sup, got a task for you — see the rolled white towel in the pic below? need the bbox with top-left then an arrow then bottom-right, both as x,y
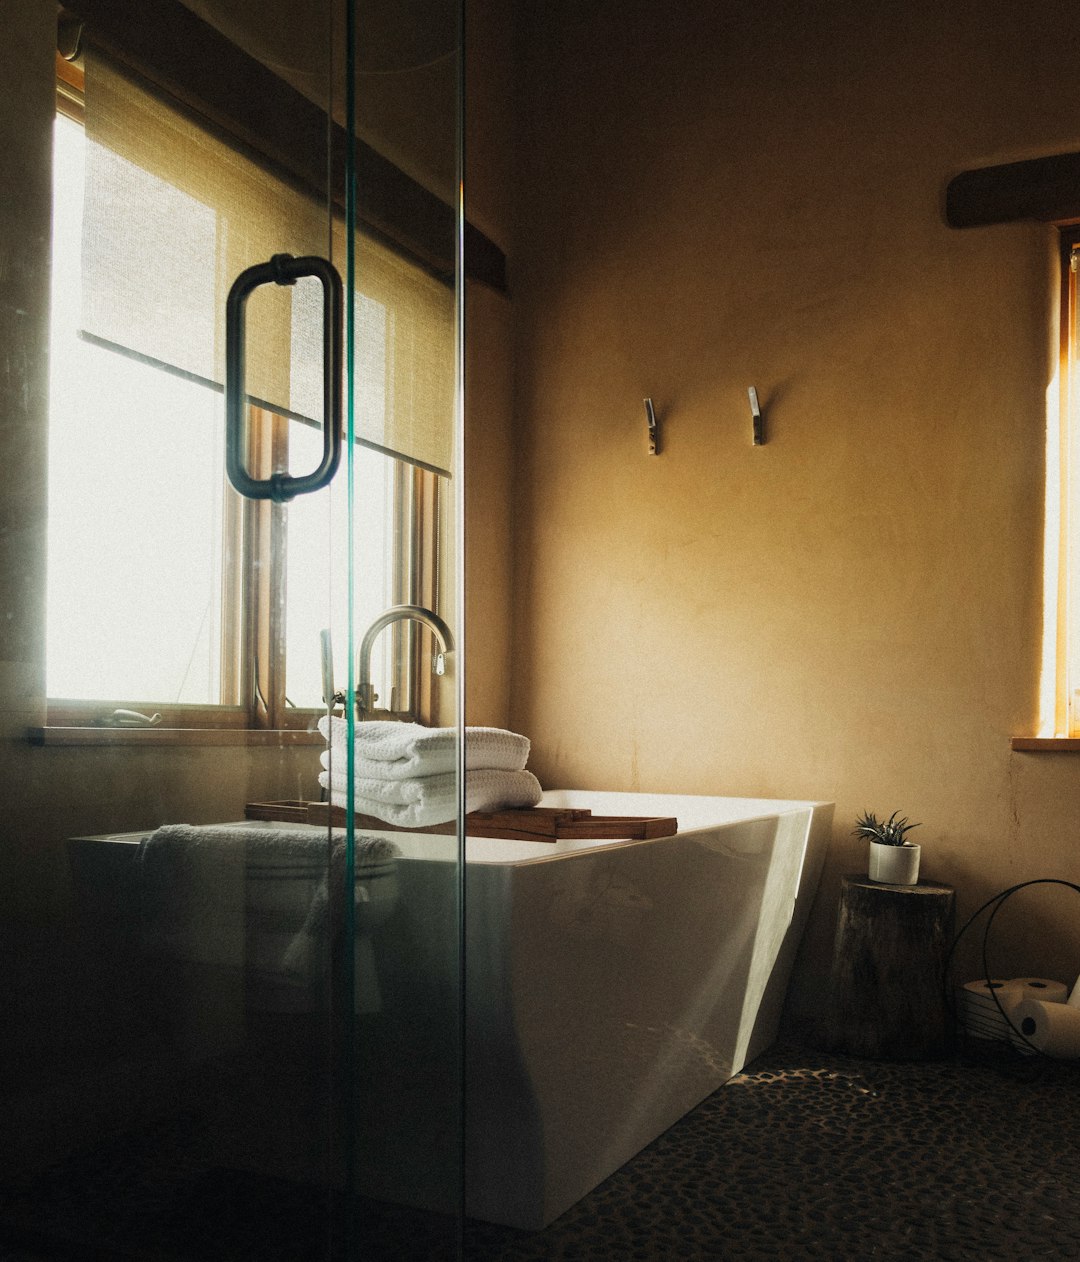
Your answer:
318,767 -> 542,829
317,717 -> 530,779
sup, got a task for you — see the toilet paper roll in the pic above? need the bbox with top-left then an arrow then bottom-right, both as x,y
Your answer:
1012,998 -> 1080,1058
961,979 -> 1019,1041
999,989 -> 1044,1055
1068,974 -> 1080,1009
1008,977 -> 1070,1004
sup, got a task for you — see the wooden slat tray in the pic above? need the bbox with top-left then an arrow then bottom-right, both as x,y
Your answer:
245,801 -> 677,843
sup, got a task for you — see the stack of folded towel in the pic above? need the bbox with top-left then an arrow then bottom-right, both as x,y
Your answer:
316,717 -> 542,828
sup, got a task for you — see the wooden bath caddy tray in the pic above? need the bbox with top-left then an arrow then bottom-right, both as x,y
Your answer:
245,800 -> 677,843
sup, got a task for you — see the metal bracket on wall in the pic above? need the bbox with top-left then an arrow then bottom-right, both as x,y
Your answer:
749,386 -> 765,445
644,397 -> 660,455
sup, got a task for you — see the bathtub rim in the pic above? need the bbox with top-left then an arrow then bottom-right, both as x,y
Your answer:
68,790 -> 835,869
461,789 -> 834,866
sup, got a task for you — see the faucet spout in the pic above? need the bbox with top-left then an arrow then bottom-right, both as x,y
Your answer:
356,603 -> 454,720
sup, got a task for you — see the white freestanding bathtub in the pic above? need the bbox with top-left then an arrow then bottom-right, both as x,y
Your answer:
71,790 -> 832,1232
456,790 -> 833,1229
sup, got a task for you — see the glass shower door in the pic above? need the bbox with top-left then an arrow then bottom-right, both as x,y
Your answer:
342,0 -> 466,1254
0,0 -> 464,1258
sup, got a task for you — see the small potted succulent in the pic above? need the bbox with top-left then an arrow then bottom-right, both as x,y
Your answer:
854,810 -> 921,885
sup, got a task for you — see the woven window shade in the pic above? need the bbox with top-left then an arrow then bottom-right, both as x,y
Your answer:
81,49 -> 455,476
349,229 -> 456,476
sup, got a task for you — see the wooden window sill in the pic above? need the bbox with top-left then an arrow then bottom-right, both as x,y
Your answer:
1011,737 -> 1080,751
30,726 -> 324,747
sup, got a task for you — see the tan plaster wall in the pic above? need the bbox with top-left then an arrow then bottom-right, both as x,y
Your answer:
0,0 -> 60,1102
463,0 -> 515,727
464,282 -> 514,725
508,0 -> 1080,1016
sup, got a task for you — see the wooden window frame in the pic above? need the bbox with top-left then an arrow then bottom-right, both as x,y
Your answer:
948,154 -> 1080,749
1056,228 -> 1080,739
45,411 -> 441,736
1016,227 -> 1080,750
43,67 -> 444,736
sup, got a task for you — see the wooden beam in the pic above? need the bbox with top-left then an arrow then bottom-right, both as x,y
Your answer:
60,0 -> 507,291
946,151 -> 1080,229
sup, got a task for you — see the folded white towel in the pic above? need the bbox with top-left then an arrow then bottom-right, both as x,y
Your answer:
322,763 -> 456,807
318,767 -> 542,828
141,825 -> 399,1014
319,747 -> 538,804
317,717 -> 530,779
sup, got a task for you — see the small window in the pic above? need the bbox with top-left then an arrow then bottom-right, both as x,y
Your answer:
46,58 -> 450,732
1050,228 -> 1080,736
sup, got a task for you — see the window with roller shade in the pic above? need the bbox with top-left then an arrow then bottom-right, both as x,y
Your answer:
46,53 -> 455,730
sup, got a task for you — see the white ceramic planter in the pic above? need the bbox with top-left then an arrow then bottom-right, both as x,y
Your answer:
868,840 -> 921,885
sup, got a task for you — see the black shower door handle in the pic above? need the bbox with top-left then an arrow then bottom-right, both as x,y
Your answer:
225,253 -> 343,502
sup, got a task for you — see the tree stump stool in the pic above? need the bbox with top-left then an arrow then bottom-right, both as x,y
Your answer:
827,874 -> 955,1059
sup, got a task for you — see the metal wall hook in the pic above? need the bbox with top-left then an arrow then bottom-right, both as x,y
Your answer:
644,397 -> 660,455
748,386 -> 765,445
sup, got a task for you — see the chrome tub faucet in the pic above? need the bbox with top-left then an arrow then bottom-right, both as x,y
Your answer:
356,604 -> 454,719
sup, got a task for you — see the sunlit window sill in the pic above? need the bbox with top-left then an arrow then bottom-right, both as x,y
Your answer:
29,726 -> 324,748
1011,737 -> 1080,751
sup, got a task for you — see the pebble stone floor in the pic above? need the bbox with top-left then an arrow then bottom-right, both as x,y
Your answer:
2,1035 -> 1078,1261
